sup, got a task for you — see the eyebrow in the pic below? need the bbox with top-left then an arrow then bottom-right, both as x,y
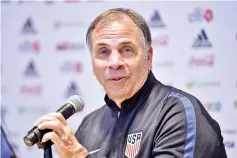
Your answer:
95,41 -> 134,47
120,41 -> 133,45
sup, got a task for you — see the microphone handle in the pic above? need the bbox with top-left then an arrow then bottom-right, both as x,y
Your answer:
56,103 -> 76,119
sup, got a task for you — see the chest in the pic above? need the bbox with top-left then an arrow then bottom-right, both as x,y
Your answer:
86,108 -> 160,158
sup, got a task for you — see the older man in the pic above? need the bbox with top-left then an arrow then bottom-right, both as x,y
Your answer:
35,8 -> 227,158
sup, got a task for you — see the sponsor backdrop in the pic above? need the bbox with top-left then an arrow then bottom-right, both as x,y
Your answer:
1,1 -> 237,158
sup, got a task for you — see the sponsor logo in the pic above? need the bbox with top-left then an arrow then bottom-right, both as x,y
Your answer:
18,105 -> 48,115
60,60 -> 83,74
18,0 -> 33,4
155,61 -> 174,68
56,41 -> 85,51
24,60 -> 39,77
21,17 -> 37,34
222,129 -> 237,135
1,0 -> 11,4
193,29 -> 212,48
125,132 -> 142,158
65,81 -> 81,98
152,34 -> 169,46
20,84 -> 42,95
149,10 -> 165,28
234,100 -> 237,109
1,85 -> 8,95
224,140 -> 235,149
188,8 -> 214,23
203,101 -> 221,112
44,0 -> 56,4
64,0 -> 80,2
189,55 -> 214,67
53,21 -> 84,29
18,40 -> 40,53
186,80 -> 220,89
1,105 -> 8,119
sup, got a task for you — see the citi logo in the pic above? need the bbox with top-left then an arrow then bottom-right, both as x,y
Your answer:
188,8 -> 214,23
19,40 -> 40,53
193,29 -> 212,48
189,55 -> 214,67
60,61 -> 83,74
56,41 -> 85,51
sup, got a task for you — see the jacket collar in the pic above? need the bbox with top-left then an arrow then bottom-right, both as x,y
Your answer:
104,71 -> 155,112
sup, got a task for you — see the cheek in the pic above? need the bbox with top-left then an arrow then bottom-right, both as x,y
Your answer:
92,60 -> 106,80
128,58 -> 146,72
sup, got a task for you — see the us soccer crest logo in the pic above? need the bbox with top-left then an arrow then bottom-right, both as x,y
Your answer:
125,132 -> 142,158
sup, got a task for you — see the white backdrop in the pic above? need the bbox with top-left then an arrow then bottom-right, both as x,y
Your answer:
1,1 -> 237,158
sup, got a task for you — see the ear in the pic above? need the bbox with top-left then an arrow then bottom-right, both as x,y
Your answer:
147,46 -> 153,70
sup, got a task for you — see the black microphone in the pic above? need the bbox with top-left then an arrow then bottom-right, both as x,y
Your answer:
23,95 -> 84,147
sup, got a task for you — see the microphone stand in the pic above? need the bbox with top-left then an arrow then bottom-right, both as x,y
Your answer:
37,140 -> 53,158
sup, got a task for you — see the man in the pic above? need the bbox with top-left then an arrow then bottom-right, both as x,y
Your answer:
34,8 -> 227,158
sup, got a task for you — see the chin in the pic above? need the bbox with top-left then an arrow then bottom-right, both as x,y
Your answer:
107,87 -> 128,98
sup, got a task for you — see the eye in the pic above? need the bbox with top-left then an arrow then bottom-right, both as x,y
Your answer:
98,47 -> 110,56
122,47 -> 133,53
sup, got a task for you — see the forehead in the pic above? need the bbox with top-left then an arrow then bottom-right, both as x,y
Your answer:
91,15 -> 141,46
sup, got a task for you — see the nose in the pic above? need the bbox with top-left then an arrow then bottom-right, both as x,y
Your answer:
108,51 -> 124,69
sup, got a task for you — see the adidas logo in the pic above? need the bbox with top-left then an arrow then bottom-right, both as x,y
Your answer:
66,81 -> 81,98
149,10 -> 165,28
24,60 -> 39,77
21,17 -> 37,34
193,29 -> 212,48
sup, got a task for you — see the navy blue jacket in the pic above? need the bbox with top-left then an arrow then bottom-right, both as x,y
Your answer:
75,71 -> 227,158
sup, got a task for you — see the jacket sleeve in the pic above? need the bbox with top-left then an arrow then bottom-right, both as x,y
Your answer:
152,90 -> 227,158
152,95 -> 187,158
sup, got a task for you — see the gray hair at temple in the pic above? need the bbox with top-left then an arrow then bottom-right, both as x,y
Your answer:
85,8 -> 152,59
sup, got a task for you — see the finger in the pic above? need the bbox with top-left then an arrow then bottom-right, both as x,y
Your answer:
41,131 -> 60,145
47,113 -> 67,125
38,120 -> 64,136
34,113 -> 67,126
34,114 -> 57,126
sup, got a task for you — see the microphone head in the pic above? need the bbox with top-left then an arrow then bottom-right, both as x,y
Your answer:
66,95 -> 84,112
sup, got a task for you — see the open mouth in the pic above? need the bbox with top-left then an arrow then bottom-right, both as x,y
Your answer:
109,77 -> 126,81
112,77 -> 123,81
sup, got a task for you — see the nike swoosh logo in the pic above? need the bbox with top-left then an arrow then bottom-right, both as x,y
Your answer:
88,148 -> 101,155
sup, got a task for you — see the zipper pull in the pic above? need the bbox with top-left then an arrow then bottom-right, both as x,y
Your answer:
117,111 -> 120,119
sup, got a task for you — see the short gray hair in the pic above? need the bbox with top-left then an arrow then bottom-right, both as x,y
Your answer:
86,8 -> 152,58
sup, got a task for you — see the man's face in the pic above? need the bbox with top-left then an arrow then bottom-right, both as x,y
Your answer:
90,15 -> 152,103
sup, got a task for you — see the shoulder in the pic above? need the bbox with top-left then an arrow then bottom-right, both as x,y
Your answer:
77,104 -> 109,132
163,87 -> 202,114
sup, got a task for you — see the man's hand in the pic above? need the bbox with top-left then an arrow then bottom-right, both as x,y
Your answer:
34,113 -> 88,158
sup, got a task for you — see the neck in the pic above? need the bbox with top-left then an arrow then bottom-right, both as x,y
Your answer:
108,72 -> 149,109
